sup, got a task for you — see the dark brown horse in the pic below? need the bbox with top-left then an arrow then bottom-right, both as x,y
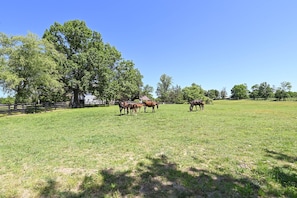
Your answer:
128,103 -> 138,114
142,100 -> 159,112
189,100 -> 204,111
119,101 -> 140,115
119,101 -> 129,115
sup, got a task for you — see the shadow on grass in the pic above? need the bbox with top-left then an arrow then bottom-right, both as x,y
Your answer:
265,149 -> 297,163
263,149 -> 297,197
38,155 -> 260,197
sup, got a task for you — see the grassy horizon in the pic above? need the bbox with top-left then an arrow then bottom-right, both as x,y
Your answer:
0,100 -> 296,197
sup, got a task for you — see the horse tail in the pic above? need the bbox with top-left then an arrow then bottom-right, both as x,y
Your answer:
156,103 -> 159,109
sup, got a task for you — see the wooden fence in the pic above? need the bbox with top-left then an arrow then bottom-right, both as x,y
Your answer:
0,102 -> 69,115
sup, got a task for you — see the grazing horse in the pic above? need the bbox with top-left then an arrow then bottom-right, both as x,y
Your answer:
119,101 -> 140,115
128,103 -> 138,114
189,100 -> 204,111
142,100 -> 159,112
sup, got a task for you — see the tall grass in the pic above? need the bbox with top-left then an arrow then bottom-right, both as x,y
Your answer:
0,100 -> 296,197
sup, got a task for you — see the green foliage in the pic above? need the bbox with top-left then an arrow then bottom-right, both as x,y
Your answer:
220,87 -> 228,99
182,83 -> 205,102
205,89 -> 219,99
168,85 -> 184,104
113,60 -> 143,100
0,96 -> 15,104
43,20 -> 143,105
231,83 -> 249,99
0,32 -> 64,104
141,84 -> 154,99
258,82 -> 274,99
156,74 -> 172,102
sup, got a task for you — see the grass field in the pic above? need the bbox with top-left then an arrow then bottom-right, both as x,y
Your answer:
0,100 -> 296,197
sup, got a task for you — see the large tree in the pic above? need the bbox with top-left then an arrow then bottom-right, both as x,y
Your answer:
112,60 -> 143,100
250,84 -> 260,100
0,32 -> 63,104
206,89 -> 219,99
43,20 -> 122,107
230,84 -> 249,99
258,82 -> 273,99
156,74 -> 172,102
168,85 -> 184,104
182,83 -> 205,102
275,81 -> 292,101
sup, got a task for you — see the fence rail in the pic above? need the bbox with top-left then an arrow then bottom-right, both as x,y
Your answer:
0,102 -> 69,115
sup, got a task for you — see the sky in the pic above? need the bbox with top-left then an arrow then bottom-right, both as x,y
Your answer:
1,0 -> 297,97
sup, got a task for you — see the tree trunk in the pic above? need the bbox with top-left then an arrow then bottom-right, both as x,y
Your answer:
72,89 -> 79,108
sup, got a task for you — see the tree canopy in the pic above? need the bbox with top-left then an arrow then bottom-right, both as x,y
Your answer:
182,83 -> 205,102
43,20 -> 142,106
156,74 -> 172,102
231,84 -> 249,99
0,32 -> 64,104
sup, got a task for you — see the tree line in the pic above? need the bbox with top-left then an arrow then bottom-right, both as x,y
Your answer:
1,20 -> 296,106
230,82 -> 297,100
152,74 -> 296,103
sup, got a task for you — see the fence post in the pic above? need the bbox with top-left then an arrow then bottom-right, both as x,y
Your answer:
8,104 -> 11,115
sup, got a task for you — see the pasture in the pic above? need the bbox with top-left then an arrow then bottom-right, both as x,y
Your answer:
0,100 -> 296,197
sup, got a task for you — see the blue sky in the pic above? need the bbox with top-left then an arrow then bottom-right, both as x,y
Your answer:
1,0 -> 297,97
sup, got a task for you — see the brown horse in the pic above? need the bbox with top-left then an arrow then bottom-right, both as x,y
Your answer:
128,103 -> 138,114
142,100 -> 159,112
119,101 -> 129,115
135,103 -> 143,112
119,101 -> 140,115
189,100 -> 204,111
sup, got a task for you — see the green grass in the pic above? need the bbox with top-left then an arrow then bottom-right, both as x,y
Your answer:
0,100 -> 296,197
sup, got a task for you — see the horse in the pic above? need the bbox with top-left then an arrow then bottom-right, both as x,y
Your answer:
189,100 -> 204,111
119,101 -> 140,115
142,100 -> 159,112
119,101 -> 129,115
128,103 -> 138,114
133,103 -> 143,112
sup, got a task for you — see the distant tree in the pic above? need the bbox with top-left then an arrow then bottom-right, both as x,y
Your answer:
43,20 -> 122,107
168,85 -> 184,104
0,96 -> 15,104
275,81 -> 292,101
231,84 -> 249,99
182,83 -> 205,102
0,32 -> 63,104
142,84 -> 154,100
258,82 -> 273,99
250,84 -> 260,100
220,87 -> 227,99
288,91 -> 297,98
156,74 -> 172,102
206,89 -> 219,99
274,88 -> 285,101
